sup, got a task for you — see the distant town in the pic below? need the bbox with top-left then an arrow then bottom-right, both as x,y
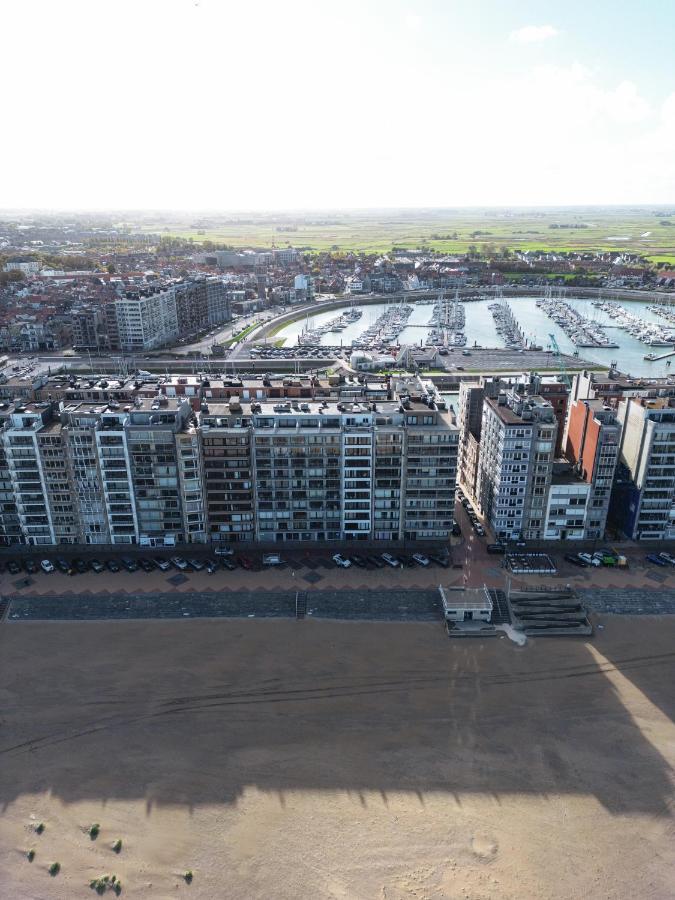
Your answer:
1,210 -> 675,356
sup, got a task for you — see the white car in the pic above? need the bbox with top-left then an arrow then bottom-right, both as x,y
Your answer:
578,552 -> 601,567
40,559 -> 55,573
412,553 -> 430,566
381,553 -> 400,567
170,556 -> 189,570
332,553 -> 351,568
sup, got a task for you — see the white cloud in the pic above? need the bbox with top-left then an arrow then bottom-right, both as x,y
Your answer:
510,24 -> 559,44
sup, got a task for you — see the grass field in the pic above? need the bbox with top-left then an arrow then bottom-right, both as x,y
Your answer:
139,208 -> 675,261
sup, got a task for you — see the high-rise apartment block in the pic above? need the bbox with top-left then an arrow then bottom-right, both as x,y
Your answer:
114,287 -> 179,351
611,396 -> 675,539
475,388 -> 557,541
0,379 -> 458,547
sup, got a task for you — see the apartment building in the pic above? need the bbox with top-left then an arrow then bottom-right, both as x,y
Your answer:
610,396 -> 675,539
114,287 -> 179,351
0,378 -> 458,548
476,389 -> 557,541
550,397 -> 622,540
0,405 -> 22,546
457,381 -> 483,496
125,398 -> 196,546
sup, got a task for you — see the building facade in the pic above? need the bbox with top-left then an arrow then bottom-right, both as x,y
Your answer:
612,396 -> 675,540
475,389 -> 557,542
0,382 -> 458,547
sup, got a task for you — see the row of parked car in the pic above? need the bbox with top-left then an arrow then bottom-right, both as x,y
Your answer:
456,489 -> 485,537
564,549 -> 628,568
331,552 -> 450,569
646,551 -> 675,568
3,554 -> 255,576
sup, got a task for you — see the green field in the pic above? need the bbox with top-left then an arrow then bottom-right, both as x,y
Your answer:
139,208 -> 675,261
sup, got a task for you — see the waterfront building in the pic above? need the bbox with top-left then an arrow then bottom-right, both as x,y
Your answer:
475,388 -> 557,542
610,396 -> 675,540
0,380 -> 458,547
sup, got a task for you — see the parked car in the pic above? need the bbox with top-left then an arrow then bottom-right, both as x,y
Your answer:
237,556 -> 253,570
55,558 -> 71,574
398,554 -> 416,568
412,553 -> 430,567
7,560 -> 20,575
90,559 -> 105,573
578,552 -> 601,567
451,523 -> 462,537
564,553 -> 587,567
23,559 -> 37,574
381,553 -> 400,567
188,559 -> 205,571
658,551 -> 675,566
333,553 -> 351,568
487,544 -> 506,555
473,524 -> 486,537
646,553 -> 668,566
262,553 -> 282,566
367,555 -> 385,568
74,559 -> 89,574
170,556 -> 189,570
106,559 -> 120,572
593,551 -> 616,566
154,557 -> 171,571
205,559 -> 218,574
429,553 -> 450,568
40,559 -> 55,573
120,557 -> 138,572
349,554 -> 367,568
221,557 -> 237,570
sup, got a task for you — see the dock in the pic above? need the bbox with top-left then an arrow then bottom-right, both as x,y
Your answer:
644,348 -> 675,361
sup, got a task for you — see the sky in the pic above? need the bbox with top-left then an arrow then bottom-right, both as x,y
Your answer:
3,0 -> 675,210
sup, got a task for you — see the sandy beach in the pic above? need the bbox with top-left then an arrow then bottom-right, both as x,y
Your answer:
1,616 -> 674,899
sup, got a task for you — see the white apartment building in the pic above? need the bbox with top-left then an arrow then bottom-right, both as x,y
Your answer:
476,389 -> 557,541
614,396 -> 675,539
114,287 -> 179,351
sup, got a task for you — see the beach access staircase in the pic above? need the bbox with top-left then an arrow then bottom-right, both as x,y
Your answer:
507,587 -> 592,636
295,591 -> 307,619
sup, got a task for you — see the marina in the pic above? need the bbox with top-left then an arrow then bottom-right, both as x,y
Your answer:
592,300 -> 675,347
488,296 -> 530,350
273,294 -> 675,377
537,293 -> 619,348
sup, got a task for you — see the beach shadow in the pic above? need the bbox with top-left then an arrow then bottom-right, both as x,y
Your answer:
0,618 -> 674,818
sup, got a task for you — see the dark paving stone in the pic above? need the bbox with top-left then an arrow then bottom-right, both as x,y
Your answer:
646,570 -> 667,583
167,573 -> 189,586
13,577 -> 34,589
303,571 -> 323,584
7,590 -> 443,622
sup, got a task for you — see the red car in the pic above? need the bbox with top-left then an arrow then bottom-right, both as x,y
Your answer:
237,555 -> 254,570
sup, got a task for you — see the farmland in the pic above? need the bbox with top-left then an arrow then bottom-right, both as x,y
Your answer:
138,207 -> 675,261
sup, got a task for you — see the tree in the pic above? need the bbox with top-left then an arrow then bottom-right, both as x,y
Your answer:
106,263 -> 116,274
